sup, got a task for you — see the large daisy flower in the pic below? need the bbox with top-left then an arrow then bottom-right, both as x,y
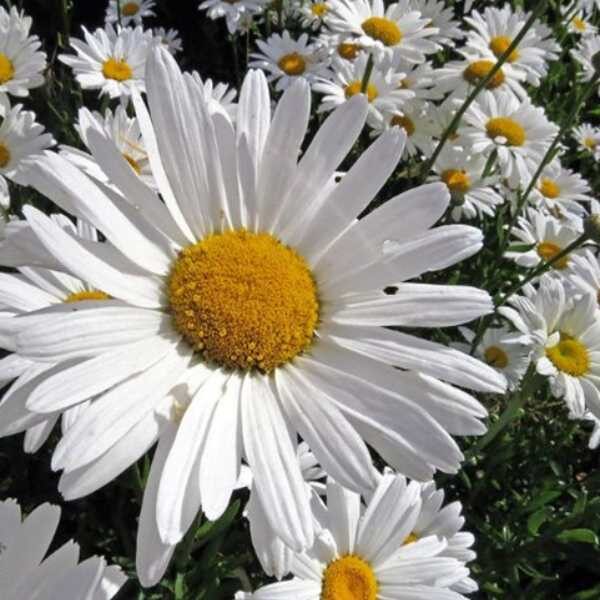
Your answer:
59,25 -> 152,99
0,6 -> 46,99
327,0 -> 440,63
0,499 -> 126,600
105,0 -> 156,25
571,35 -> 600,95
461,91 -> 559,188
237,473 -> 475,599
17,48 -> 504,567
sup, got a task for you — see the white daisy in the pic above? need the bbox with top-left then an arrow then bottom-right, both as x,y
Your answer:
388,56 -> 441,101
237,473 -> 475,599
409,0 -> 465,47
18,48 -> 504,569
327,0 -> 440,63
0,6 -> 46,99
461,91 -> 559,188
572,123 -> 600,158
566,249 -> 600,308
429,96 -> 469,147
0,499 -> 126,600
567,12 -> 598,36
298,0 -> 332,29
317,31 -> 365,62
187,71 -> 238,121
571,35 -> 600,94
153,27 -> 183,55
105,0 -> 156,25
59,25 -> 152,99
199,0 -> 267,34
250,32 -> 328,91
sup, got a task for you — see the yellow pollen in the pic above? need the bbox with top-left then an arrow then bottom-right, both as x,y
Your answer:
311,2 -> 328,17
338,42 -> 361,60
489,35 -> 520,62
536,241 -> 569,269
321,555 -> 378,600
64,290 -> 111,303
485,117 -> 526,147
277,52 -> 306,76
539,178 -> 560,199
484,346 -> 509,369
168,229 -> 319,373
344,80 -> 378,102
0,53 -> 14,85
123,153 -> 142,174
573,16 -> 587,32
361,17 -> 402,46
102,57 -> 133,81
390,114 -> 415,136
441,169 -> 471,194
0,143 -> 10,168
546,333 -> 589,377
403,532 -> 419,545
463,60 -> 505,89
584,137 -> 597,150
122,2 -> 140,16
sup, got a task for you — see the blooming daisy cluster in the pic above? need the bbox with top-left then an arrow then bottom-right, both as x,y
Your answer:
1,0 -> 600,597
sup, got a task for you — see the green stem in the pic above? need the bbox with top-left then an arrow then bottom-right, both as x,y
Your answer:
117,0 -> 122,26
60,0 -> 70,40
360,54 -> 374,94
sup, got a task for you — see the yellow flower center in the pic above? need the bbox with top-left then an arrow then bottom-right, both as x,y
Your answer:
484,345 -> 509,369
102,57 -> 133,81
122,2 -> 140,16
277,52 -> 307,76
390,114 -> 415,136
321,555 -> 378,600
485,117 -> 526,146
338,42 -> 361,60
0,53 -> 15,85
403,532 -> 419,545
584,137 -> 597,150
489,35 -> 520,63
463,60 -> 505,89
441,169 -> 471,194
123,153 -> 142,174
168,229 -> 319,373
64,290 -> 111,303
573,16 -> 587,32
539,177 -> 560,199
344,80 -> 378,102
361,17 -> 402,46
536,241 -> 569,269
311,2 -> 328,17
546,333 -> 589,377
0,143 -> 10,168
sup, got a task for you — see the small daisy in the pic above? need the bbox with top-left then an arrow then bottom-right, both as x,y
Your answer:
313,53 -> 414,125
567,12 -> 598,36
461,91 -> 559,188
388,56 -> 441,101
409,0 -> 465,47
153,27 -> 183,55
187,71 -> 238,121
299,0 -> 332,29
571,35 -> 600,95
0,6 -> 46,99
573,123 -> 600,158
237,473 -> 475,599
250,32 -> 328,91
327,0 -> 440,63
566,249 -> 600,307
317,31 -> 365,62
105,0 -> 156,25
0,499 -> 126,600
429,96 -> 469,147
59,25 -> 151,99
199,0 -> 267,34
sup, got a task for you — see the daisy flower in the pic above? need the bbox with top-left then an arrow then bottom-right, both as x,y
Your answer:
250,32 -> 328,91
429,96 -> 469,147
461,91 -> 559,188
105,0 -> 156,25
0,499 -> 126,600
188,71 -> 238,121
18,48 -> 504,568
327,0 -> 440,63
312,53 -> 414,125
409,0 -> 465,47
567,12 -> 598,36
571,35 -> 600,94
0,6 -> 46,99
317,32 -> 365,62
573,123 -> 600,158
505,209 -> 583,272
153,27 -> 183,55
199,0 -> 267,34
388,56 -> 441,102
237,473 -> 475,599
298,0 -> 332,29
59,25 -> 151,99
566,249 -> 600,307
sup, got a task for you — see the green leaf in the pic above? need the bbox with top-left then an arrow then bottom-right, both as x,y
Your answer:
556,529 -> 599,545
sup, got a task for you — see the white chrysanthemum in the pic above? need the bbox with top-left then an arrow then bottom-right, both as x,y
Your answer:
18,48 -> 504,576
388,56 -> 440,101
431,146 -> 503,220
317,31 -> 365,62
429,96 -> 469,147
59,25 -> 152,99
0,6 -> 46,99
250,32 -> 328,91
409,0 -> 465,46
505,209 -> 583,271
105,0 -> 156,25
312,53 -> 414,126
571,35 -> 600,94
464,5 -> 560,87
567,12 -> 598,36
506,276 -> 600,419
0,499 -> 126,600
461,91 -> 559,188
327,0 -> 440,62
199,0 -> 267,34
153,27 -> 183,55
298,0 -> 332,29
237,474 -> 475,600
572,123 -> 600,158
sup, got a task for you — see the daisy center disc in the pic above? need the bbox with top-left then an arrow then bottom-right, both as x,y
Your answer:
485,117 -> 525,147
584,137 -> 597,150
484,345 -> 509,369
546,333 -> 589,377
321,555 -> 378,600
539,178 -> 560,199
278,52 -> 307,76
338,42 -> 361,60
536,241 -> 568,269
122,2 -> 140,16
345,80 -> 378,102
441,169 -> 470,194
361,17 -> 402,47
311,2 -> 328,17
573,17 -> 587,32
463,60 -> 505,89
0,143 -> 10,168
0,53 -> 14,84
489,35 -> 520,63
102,57 -> 133,81
390,114 -> 415,136
168,229 -> 320,373
65,290 -> 111,303
403,532 -> 419,545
